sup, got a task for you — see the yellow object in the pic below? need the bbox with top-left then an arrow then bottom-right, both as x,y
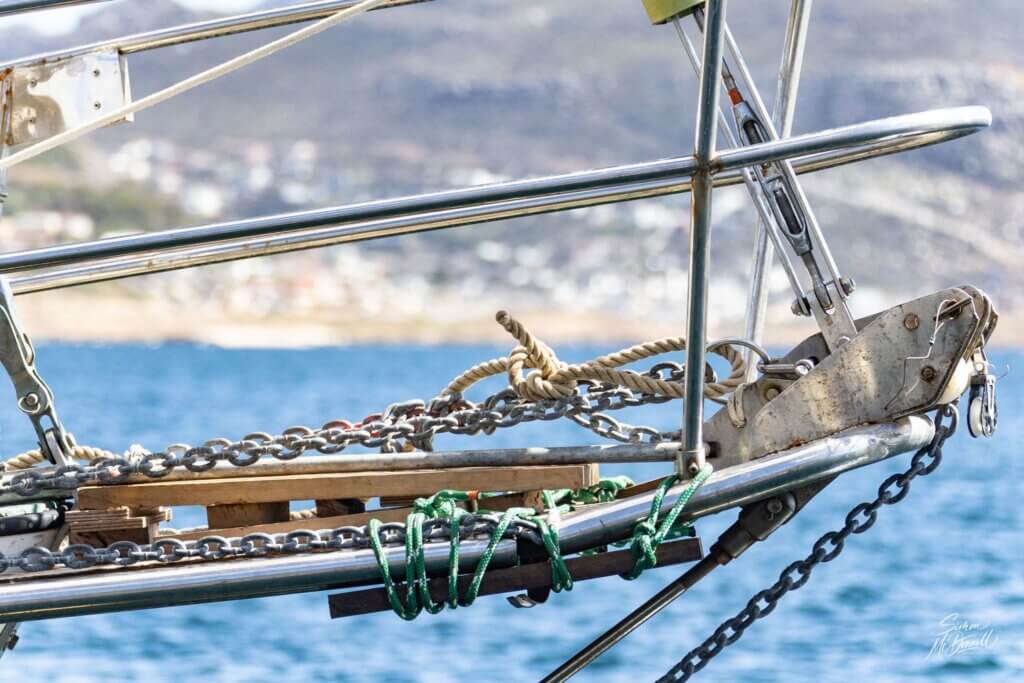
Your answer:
641,0 -> 705,24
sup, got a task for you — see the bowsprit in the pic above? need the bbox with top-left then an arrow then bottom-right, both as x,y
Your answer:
0,0 -> 1004,680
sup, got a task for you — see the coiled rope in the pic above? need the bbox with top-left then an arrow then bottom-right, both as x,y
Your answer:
444,311 -> 746,401
2,445 -> 118,471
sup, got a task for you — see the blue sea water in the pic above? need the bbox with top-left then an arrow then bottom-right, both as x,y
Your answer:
0,343 -> 1020,682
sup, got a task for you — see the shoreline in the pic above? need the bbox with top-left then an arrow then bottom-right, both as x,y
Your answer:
17,291 -> 1022,349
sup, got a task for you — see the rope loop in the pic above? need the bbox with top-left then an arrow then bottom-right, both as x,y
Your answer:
442,311 -> 746,403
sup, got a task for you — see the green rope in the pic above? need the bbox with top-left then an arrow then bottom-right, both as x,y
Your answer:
621,463 -> 713,580
365,469 -> 710,620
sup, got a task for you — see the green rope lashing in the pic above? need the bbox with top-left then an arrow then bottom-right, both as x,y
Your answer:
366,470 -> 711,620
621,463 -> 713,580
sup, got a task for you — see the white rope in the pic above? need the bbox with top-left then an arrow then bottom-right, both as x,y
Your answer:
0,0 -> 390,170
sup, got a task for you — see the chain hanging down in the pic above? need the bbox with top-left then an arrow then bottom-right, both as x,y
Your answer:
658,404 -> 958,681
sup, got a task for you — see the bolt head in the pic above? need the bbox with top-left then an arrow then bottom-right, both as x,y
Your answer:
764,386 -> 780,401
686,461 -> 700,476
920,365 -> 938,382
904,313 -> 920,331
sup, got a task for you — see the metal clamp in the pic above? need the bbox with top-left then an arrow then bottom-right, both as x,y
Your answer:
967,349 -> 997,438
0,278 -> 72,466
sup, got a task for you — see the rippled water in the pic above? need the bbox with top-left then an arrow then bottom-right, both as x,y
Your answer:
1,344 -> 1020,682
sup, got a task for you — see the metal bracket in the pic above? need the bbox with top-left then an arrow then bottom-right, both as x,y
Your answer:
705,285 -> 996,466
0,277 -> 72,466
2,50 -> 131,150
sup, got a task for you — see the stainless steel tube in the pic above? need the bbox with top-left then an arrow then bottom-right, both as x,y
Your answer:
0,0 -> 428,69
2,106 -> 990,294
0,0 -> 107,17
560,416 -> 933,554
680,0 -> 727,470
672,17 -> 805,348
0,417 -> 932,622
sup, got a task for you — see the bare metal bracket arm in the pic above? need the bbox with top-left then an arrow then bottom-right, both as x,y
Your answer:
0,105 -> 990,295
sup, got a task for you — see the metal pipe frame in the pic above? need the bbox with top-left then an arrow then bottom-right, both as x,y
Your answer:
679,0 -> 727,471
672,17 -> 806,349
0,0 -> 107,17
1,105 -> 989,296
743,0 -> 813,381
0,417 -> 932,622
0,0 -> 429,71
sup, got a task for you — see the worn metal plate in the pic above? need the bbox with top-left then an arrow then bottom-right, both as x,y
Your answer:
705,286 -> 994,465
2,50 -> 131,149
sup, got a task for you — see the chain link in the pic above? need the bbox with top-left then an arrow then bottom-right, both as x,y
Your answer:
0,362 -> 689,498
0,511 -> 544,574
658,404 -> 959,682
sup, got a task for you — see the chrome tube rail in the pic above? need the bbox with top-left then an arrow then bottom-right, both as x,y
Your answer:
0,0 -> 107,17
679,0 -> 727,472
1,106 -> 991,295
0,0 -> 429,70
0,417 -> 933,623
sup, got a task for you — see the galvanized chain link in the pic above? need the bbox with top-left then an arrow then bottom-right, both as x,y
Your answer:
657,404 -> 959,682
0,361 -> 692,498
0,511 -> 544,574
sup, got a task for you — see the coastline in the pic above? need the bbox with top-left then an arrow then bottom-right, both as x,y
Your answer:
16,290 -> 1021,348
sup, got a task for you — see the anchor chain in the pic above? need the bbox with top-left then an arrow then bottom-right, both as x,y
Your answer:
658,404 -> 958,682
0,361 -> 694,498
0,511 -> 543,574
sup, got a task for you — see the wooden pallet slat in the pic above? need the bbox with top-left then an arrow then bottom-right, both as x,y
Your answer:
77,464 -> 599,510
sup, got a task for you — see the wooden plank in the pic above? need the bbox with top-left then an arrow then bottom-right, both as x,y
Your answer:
328,537 -> 704,618
77,465 -> 598,509
206,502 -> 290,528
163,486 -> 571,542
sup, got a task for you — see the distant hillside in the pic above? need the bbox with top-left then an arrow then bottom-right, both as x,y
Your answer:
0,0 -> 1020,343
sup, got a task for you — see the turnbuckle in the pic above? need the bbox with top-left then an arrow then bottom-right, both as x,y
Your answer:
0,277 -> 73,466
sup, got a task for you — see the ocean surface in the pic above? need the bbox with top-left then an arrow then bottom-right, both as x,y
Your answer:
0,343 -> 1020,683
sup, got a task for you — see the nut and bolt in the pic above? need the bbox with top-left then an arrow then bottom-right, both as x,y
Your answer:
790,297 -> 811,317
765,498 -> 784,519
839,277 -> 857,295
904,313 -> 920,331
920,365 -> 937,382
686,460 -> 700,476
764,386 -> 781,401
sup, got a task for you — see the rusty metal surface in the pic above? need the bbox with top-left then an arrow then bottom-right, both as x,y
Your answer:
3,51 -> 130,149
704,286 -> 995,465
